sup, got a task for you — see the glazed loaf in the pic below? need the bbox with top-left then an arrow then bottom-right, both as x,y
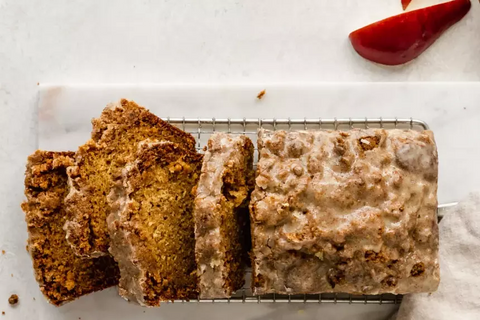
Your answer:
250,129 -> 439,295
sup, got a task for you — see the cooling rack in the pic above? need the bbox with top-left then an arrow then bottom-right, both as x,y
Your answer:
163,117 -> 447,304
166,117 -> 429,150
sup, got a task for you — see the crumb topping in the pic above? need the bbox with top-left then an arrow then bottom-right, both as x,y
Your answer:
250,129 -> 439,295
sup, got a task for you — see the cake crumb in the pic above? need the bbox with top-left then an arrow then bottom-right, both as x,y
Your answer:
1,250 -> 4,255
10,274 -> 13,277
2,311 -> 5,315
8,294 -> 19,305
257,89 -> 266,100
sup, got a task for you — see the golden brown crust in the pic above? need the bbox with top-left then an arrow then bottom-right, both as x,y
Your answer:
250,129 -> 439,295
107,140 -> 203,306
21,150 -> 119,306
194,134 -> 255,298
90,99 -> 196,148
64,99 -> 197,257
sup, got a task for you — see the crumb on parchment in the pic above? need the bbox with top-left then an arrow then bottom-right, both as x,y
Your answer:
257,89 -> 266,99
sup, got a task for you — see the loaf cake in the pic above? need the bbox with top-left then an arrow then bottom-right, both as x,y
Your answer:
194,133 -> 255,299
107,140 -> 203,306
250,129 -> 439,295
21,151 -> 119,306
64,99 -> 197,257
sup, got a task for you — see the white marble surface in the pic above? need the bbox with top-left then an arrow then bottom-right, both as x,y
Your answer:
1,1 -> 480,320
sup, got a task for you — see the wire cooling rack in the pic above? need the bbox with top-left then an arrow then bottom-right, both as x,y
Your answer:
163,117 -> 443,304
166,117 -> 429,151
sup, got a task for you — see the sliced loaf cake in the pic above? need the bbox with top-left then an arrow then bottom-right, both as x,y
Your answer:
64,99 -> 196,257
21,150 -> 119,306
194,133 -> 254,298
107,140 -> 202,306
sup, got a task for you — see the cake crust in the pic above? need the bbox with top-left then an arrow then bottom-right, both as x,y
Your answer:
64,99 -> 196,257
194,133 -> 254,299
21,150 -> 119,306
250,129 -> 439,295
107,140 -> 203,306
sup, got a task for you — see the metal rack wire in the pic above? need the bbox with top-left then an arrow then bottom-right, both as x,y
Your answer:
163,117 -> 437,304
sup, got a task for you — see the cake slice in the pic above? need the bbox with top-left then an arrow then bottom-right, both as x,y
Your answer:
250,128 -> 439,295
107,140 -> 203,306
194,133 -> 254,299
64,99 -> 197,258
21,150 -> 119,306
